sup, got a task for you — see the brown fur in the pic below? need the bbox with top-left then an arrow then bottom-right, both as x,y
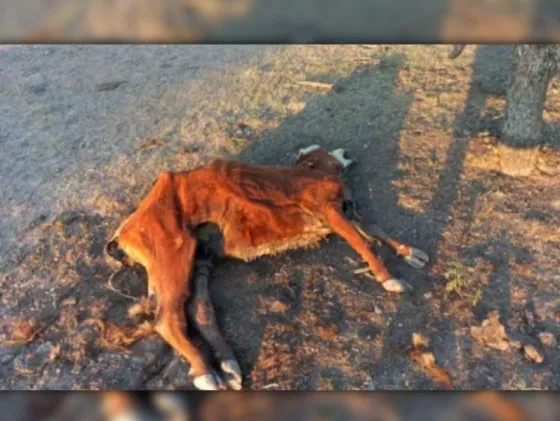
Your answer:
105,147 -> 422,382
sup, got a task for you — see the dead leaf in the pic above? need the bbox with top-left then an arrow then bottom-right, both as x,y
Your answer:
317,325 -> 339,340
269,300 -> 290,313
412,333 -> 430,349
522,345 -> 544,363
409,349 -> 453,389
470,310 -> 511,351
409,332 -> 452,389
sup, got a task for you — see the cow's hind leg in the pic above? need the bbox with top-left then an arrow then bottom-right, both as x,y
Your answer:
323,204 -> 410,293
144,236 -> 226,390
353,222 -> 429,269
154,290 -> 226,391
187,257 -> 242,390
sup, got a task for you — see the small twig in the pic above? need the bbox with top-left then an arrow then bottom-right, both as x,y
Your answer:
354,267 -> 370,275
354,267 -> 376,280
351,221 -> 374,243
295,80 -> 334,92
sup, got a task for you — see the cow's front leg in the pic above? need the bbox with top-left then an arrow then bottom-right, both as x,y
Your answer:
187,256 -> 242,390
323,203 -> 411,293
356,223 -> 429,269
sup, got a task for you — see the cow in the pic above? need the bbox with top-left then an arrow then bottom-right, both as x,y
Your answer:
104,145 -> 430,390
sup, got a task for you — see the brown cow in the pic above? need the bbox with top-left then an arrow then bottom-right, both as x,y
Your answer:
105,145 -> 429,390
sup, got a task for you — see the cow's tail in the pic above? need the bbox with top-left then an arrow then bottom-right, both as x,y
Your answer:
104,235 -> 128,272
104,217 -> 132,272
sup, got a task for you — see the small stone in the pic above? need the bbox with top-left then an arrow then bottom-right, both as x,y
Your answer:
538,332 -> 557,349
522,345 -> 544,364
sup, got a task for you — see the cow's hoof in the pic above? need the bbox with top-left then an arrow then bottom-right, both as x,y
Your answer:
220,359 -> 243,390
404,248 -> 429,269
192,372 -> 226,391
382,279 -> 411,293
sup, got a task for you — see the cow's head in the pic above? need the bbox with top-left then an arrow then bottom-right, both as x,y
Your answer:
296,145 -> 355,176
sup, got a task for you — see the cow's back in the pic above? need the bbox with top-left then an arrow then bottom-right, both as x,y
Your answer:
203,159 -> 343,208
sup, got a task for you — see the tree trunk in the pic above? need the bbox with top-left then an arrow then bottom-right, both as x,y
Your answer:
499,45 -> 560,176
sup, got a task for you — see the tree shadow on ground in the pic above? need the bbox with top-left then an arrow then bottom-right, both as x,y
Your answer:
228,52 -> 433,388
370,45 -> 527,389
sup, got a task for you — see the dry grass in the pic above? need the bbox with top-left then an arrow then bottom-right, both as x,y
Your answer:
83,319 -> 155,351
3,319 -> 45,346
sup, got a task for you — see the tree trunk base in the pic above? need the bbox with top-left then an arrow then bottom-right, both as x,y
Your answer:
497,144 -> 540,177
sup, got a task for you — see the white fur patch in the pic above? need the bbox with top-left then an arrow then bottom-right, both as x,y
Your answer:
329,148 -> 354,168
297,144 -> 321,159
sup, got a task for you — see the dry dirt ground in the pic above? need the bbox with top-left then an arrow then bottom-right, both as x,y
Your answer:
0,45 -> 559,391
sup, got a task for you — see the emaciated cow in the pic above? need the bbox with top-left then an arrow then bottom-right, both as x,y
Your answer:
105,145 -> 429,390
